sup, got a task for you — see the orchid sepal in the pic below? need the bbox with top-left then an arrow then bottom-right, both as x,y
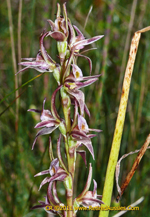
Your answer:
17,50 -> 56,74
75,164 -> 92,202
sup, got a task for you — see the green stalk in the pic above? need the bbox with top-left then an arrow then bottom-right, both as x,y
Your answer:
60,64 -> 75,217
99,29 -> 144,217
63,109 -> 75,217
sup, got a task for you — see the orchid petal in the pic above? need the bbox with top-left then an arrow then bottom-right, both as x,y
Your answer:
67,89 -> 84,116
97,195 -> 103,199
88,128 -> 102,133
87,134 -> 97,138
21,57 -> 36,61
82,197 -> 104,205
93,179 -> 97,196
39,172 -> 67,190
71,100 -> 78,130
47,182 -> 58,206
38,200 -> 46,205
72,129 -> 88,138
80,141 -> 94,160
75,53 -> 92,75
49,158 -> 59,176
81,74 -> 101,80
40,98 -> 54,121
73,35 -> 104,50
68,22 -> 76,45
64,73 -> 75,83
51,85 -> 62,120
39,177 -> 50,190
15,66 -> 30,75
76,164 -> 92,201
72,64 -> 83,79
47,19 -> 55,31
77,150 -> 87,166
57,134 -> 68,172
34,169 -> 49,177
80,47 -> 97,54
27,109 -> 41,113
72,130 -> 94,159
75,78 -> 98,89
18,60 -> 51,73
53,182 -> 61,203
18,61 -> 42,67
49,137 -> 54,161
78,115 -> 89,133
34,120 -> 58,128
36,51 -> 45,61
84,104 -> 90,117
45,195 -> 49,204
40,32 -> 56,66
49,31 -> 66,41
56,3 -> 61,17
32,126 -> 58,150
73,25 -> 84,39
63,2 -> 68,32
42,97 -> 46,112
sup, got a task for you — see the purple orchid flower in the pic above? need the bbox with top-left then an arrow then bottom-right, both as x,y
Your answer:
32,182 -> 66,217
68,22 -> 104,52
34,158 -> 68,190
34,134 -> 68,190
47,3 -> 68,42
28,98 -> 61,150
71,115 -> 101,160
74,164 -> 103,208
71,129 -> 95,160
78,180 -> 103,207
16,32 -> 57,75
31,195 -> 56,214
64,64 -> 100,115
67,23 -> 103,75
77,114 -> 102,133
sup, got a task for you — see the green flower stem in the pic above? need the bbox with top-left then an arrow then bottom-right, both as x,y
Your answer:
64,136 -> 75,217
63,106 -> 71,133
99,31 -> 141,217
60,87 -> 71,133
57,41 -> 67,66
64,169 -> 73,217
61,85 -> 75,217
65,140 -> 76,181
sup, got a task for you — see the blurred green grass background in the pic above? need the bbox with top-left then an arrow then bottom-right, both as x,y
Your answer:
0,0 -> 150,217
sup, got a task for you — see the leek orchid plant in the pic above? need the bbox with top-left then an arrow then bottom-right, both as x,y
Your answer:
17,3 -> 104,217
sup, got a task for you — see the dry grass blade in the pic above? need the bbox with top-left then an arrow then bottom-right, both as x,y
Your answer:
116,134 -> 150,202
117,0 -> 137,100
112,197 -> 144,217
18,0 -> 23,85
84,5 -> 93,30
6,0 -> 19,132
99,26 -> 150,217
